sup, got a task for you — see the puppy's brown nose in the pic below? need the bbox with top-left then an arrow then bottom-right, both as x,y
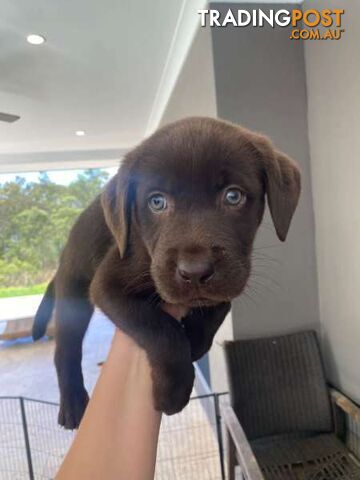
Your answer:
176,259 -> 214,285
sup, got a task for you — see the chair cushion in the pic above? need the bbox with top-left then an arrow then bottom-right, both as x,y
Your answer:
224,330 -> 333,439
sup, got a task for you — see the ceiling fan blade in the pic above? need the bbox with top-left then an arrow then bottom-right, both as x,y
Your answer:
0,112 -> 20,123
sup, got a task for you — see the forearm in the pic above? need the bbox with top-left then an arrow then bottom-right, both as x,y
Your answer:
56,329 -> 161,480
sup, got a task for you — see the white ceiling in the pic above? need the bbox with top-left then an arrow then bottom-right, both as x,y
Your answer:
0,0 -> 187,171
0,0 -> 300,173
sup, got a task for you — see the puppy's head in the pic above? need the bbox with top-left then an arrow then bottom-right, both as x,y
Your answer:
102,117 -> 300,307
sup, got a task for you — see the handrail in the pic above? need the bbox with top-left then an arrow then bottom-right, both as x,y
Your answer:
330,388 -> 360,422
221,403 -> 264,480
0,392 -> 229,405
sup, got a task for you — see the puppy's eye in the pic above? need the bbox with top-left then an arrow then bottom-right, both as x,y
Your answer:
148,193 -> 167,212
223,187 -> 246,206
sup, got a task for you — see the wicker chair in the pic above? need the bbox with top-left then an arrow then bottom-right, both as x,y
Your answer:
221,330 -> 360,480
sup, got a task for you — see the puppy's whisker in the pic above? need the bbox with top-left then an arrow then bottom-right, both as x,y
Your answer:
245,284 -> 266,304
252,245 -> 280,251
258,224 -> 276,232
250,272 -> 282,290
246,270 -> 283,300
248,280 -> 279,297
252,257 -> 278,268
238,288 -> 260,308
252,252 -> 280,262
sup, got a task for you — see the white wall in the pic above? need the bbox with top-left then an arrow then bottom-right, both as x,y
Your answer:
304,0 -> 360,402
159,26 -> 217,124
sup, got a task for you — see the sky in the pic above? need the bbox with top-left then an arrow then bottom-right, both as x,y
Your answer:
0,166 -> 118,186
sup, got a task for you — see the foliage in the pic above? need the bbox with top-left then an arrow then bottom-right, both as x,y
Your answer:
0,169 -> 109,288
0,283 -> 48,298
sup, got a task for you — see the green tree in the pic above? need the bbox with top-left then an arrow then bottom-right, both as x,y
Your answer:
0,168 -> 110,288
68,169 -> 109,209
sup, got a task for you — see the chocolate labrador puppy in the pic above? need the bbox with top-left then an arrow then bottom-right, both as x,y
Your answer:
32,117 -> 300,430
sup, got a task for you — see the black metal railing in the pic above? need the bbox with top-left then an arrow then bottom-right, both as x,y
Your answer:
0,394 -> 227,480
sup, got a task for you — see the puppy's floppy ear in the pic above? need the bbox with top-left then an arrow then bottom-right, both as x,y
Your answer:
265,150 -> 301,241
251,134 -> 301,241
101,162 -> 134,258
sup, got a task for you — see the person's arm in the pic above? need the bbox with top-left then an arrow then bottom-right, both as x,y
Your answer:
55,304 -> 187,480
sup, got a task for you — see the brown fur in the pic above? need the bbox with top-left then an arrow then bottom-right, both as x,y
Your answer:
32,117 -> 301,429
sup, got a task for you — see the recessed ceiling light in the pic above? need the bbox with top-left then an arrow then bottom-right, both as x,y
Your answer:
26,34 -> 46,45
75,130 -> 86,136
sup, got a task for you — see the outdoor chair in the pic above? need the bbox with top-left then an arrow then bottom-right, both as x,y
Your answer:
221,330 -> 360,480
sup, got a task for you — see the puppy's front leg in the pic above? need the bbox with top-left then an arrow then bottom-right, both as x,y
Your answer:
91,264 -> 194,415
182,302 -> 231,361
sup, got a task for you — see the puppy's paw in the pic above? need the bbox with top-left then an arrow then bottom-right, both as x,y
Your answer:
152,359 -> 195,415
58,388 -> 89,430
